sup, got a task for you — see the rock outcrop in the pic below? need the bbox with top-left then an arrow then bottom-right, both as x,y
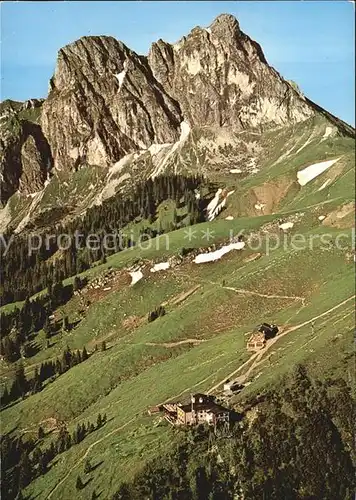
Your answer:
1,13 -> 354,213
40,13 -> 322,175
0,101 -> 52,205
41,36 -> 182,172
149,14 -> 314,129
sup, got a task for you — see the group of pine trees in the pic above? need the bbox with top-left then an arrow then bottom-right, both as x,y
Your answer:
1,346 -> 89,407
1,413 -> 107,499
0,277 -> 86,364
147,306 -> 166,323
1,175 -> 206,306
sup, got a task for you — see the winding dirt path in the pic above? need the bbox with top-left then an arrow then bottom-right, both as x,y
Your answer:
145,338 -> 206,348
208,294 -> 355,391
47,415 -> 138,499
46,294 -> 354,497
223,286 -> 306,305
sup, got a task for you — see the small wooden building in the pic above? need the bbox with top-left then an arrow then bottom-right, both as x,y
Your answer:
147,405 -> 162,415
176,394 -> 230,426
247,332 -> 266,351
258,323 -> 278,339
247,323 -> 279,351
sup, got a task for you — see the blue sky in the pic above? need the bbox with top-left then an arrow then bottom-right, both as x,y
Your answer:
1,1 -> 355,125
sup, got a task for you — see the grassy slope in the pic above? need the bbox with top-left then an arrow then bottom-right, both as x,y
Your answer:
1,116 -> 354,499
2,219 -> 354,499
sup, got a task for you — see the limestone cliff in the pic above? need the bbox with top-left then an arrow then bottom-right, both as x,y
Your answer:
148,14 -> 314,129
0,100 -> 52,205
41,36 -> 182,172
0,13 -> 354,221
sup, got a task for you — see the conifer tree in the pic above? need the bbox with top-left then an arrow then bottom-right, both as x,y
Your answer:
84,458 -> 92,474
62,315 -> 69,331
1,385 -> 9,407
43,317 -> 52,339
18,452 -> 32,489
13,363 -> 27,398
38,453 -> 47,475
82,346 -> 88,361
76,475 -> 84,490
33,366 -> 42,393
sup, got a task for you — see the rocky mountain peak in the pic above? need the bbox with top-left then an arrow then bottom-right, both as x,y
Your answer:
41,15 -> 319,174
209,12 -> 240,33
1,13 -> 353,213
149,14 -> 312,129
51,36 -> 128,91
42,33 -> 182,172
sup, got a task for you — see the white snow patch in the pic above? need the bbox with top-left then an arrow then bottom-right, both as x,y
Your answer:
225,216 -> 234,221
150,262 -> 170,273
194,242 -> 245,264
109,153 -> 134,179
322,126 -> 334,140
115,68 -> 127,90
254,203 -> 265,211
318,215 -> 326,221
206,189 -> 222,221
129,270 -> 143,286
294,136 -> 313,155
206,189 -> 235,221
297,158 -> 340,186
230,168 -> 242,174
0,202 -> 12,233
279,222 -> 294,231
209,198 -> 226,221
180,121 -> 190,141
151,121 -> 191,178
318,179 -> 331,191
15,189 -> 45,234
206,189 -> 222,213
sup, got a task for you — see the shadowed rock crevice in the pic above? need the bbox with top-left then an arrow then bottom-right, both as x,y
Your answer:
0,114 -> 53,205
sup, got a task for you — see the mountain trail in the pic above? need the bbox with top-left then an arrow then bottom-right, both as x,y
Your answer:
208,294 -> 355,391
47,416 -> 138,498
222,286 -> 306,305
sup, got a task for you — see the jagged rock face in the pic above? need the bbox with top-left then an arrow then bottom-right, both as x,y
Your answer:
2,13 -> 354,218
41,15 -> 317,174
19,133 -> 49,194
148,14 -> 314,129
0,105 -> 52,205
41,36 -> 182,172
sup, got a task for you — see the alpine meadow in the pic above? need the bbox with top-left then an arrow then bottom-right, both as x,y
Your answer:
0,8 -> 355,500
